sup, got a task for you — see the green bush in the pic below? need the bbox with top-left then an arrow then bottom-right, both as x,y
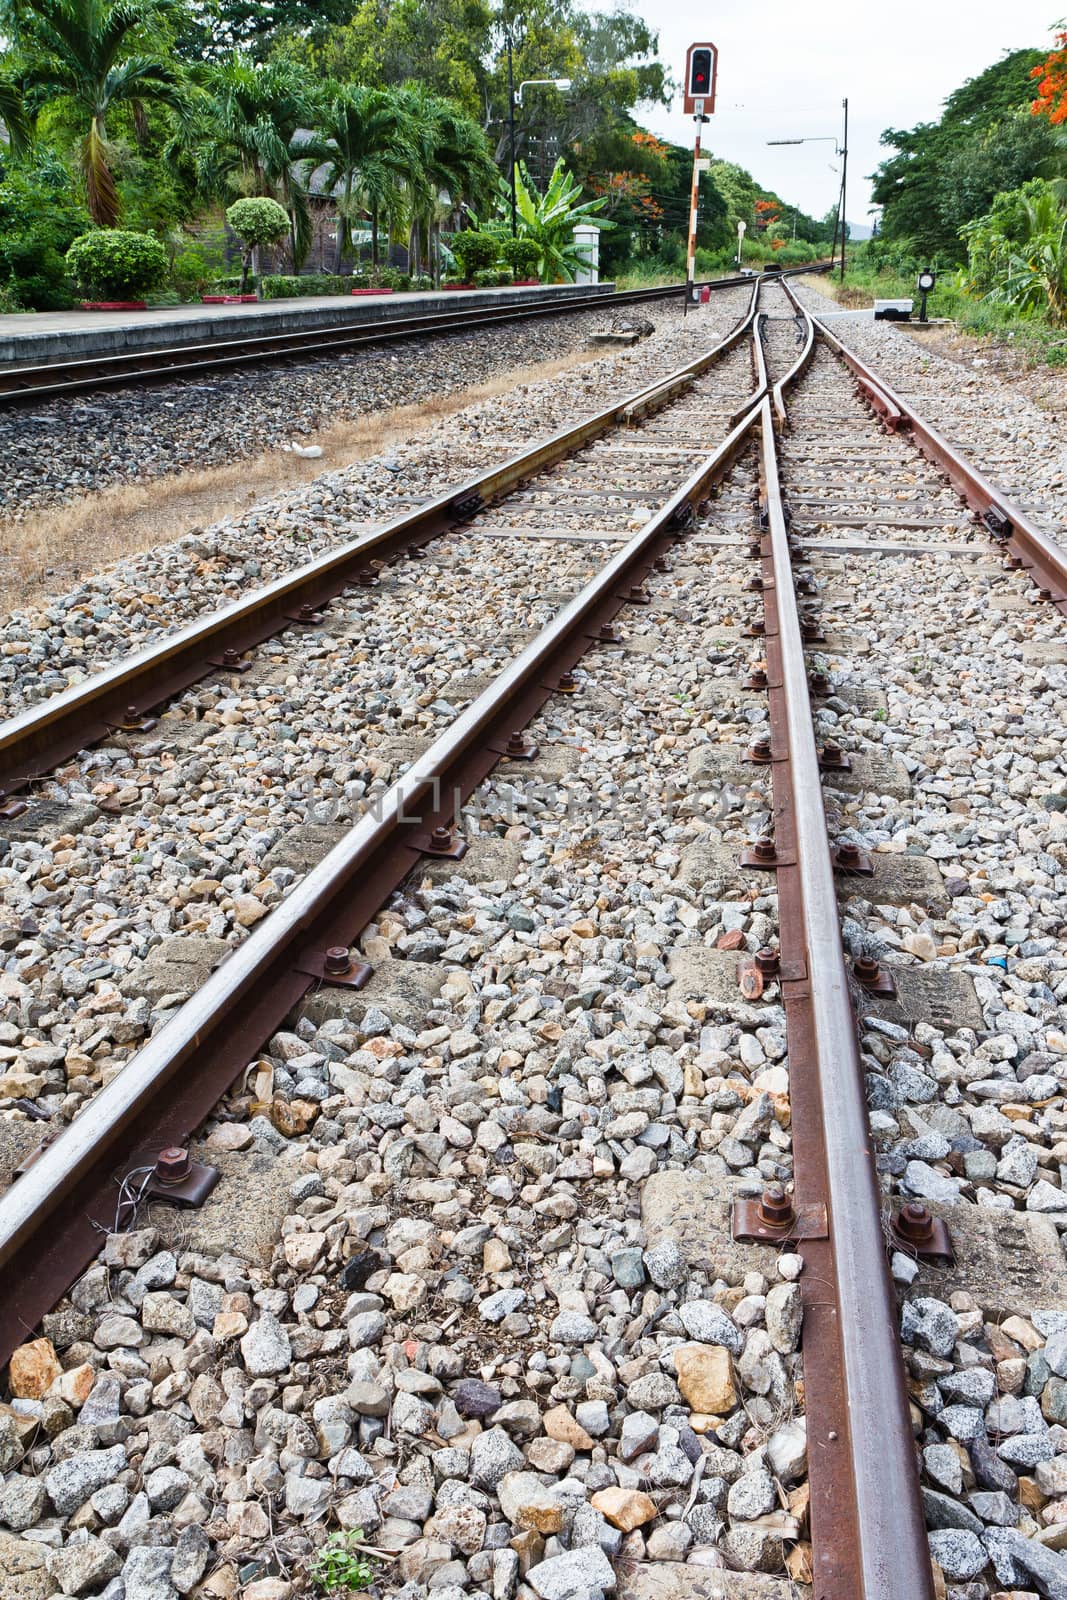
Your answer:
65,229 -> 169,300
0,152 -> 88,310
498,237 -> 540,277
226,197 -> 290,249
451,230 -> 498,281
262,274 -> 354,298
169,241 -> 227,301
410,273 -> 433,291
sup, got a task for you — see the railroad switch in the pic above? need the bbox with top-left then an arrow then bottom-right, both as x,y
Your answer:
144,1147 -> 220,1209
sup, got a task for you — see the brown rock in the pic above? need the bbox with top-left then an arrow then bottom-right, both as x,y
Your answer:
590,1487 -> 657,1532
673,1343 -> 736,1414
525,1437 -> 574,1473
542,1404 -> 595,1451
8,1340 -> 61,1401
497,1472 -> 565,1534
54,1363 -> 95,1409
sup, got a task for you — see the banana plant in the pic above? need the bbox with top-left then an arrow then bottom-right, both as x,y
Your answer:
483,158 -> 612,283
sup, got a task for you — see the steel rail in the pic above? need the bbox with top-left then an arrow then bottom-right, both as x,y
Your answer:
756,388 -> 934,1600
783,283 -> 1067,609
0,272 -> 818,406
0,395 -> 767,1367
0,281 -> 761,794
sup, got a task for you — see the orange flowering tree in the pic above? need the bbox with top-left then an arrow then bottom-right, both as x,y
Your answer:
1031,30 -> 1067,125
754,197 -> 781,233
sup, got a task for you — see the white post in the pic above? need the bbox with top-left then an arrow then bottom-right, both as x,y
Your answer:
736,220 -> 746,270
573,225 -> 599,284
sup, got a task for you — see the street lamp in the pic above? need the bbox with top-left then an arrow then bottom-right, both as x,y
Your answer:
767,98 -> 849,280
503,43 -> 572,236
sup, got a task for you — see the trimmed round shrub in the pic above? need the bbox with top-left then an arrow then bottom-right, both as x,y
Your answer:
65,229 -> 168,300
498,237 -> 540,277
226,197 -> 290,250
451,230 -> 499,281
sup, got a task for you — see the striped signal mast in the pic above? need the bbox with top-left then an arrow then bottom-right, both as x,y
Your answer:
683,42 -> 718,314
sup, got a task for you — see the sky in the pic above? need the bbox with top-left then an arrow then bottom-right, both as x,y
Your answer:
620,0 -> 1059,227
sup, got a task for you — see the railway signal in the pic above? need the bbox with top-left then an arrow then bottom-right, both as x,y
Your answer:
916,267 -> 935,323
683,41 -> 718,313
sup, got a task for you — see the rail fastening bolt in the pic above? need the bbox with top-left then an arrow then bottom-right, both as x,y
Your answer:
324,947 -> 351,976
755,946 -> 780,978
558,670 -> 577,693
752,836 -> 777,864
428,826 -> 454,854
599,623 -> 619,642
757,1184 -> 795,1230
749,736 -> 772,763
506,731 -> 529,756
746,667 -> 768,690
896,1202 -> 935,1247
836,841 -> 862,869
156,1147 -> 191,1186
854,954 -> 882,987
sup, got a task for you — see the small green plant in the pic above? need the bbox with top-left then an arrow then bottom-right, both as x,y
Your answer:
309,1530 -> 376,1593
451,229 -> 499,281
65,229 -> 168,301
225,197 -> 291,293
498,236 -> 540,278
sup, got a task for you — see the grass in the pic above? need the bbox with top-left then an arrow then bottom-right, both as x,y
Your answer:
0,345 -> 603,617
806,248 -> 1067,368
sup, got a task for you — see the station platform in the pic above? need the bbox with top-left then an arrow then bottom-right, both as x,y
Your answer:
0,281 -> 615,368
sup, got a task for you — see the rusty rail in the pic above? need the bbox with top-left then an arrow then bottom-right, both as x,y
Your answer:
0,391 -> 767,1367
0,281 -> 761,794
753,384 -> 935,1599
784,282 -> 1067,610
0,268 -> 825,407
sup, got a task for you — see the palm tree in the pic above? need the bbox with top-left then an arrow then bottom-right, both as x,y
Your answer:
394,88 -> 496,281
0,79 -> 31,154
310,85 -> 417,274
4,0 -> 187,225
199,55 -> 323,269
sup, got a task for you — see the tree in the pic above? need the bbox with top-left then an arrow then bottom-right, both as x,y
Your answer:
481,157 -> 611,282
871,47 -> 1057,261
226,194 -> 289,289
175,0 -> 352,63
0,78 -> 31,153
1031,30 -> 1067,126
3,0 -> 188,226
311,84 -> 416,273
393,86 -> 496,278
198,55 -> 322,267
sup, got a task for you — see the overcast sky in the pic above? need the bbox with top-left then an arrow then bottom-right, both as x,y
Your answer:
623,0 -> 1059,225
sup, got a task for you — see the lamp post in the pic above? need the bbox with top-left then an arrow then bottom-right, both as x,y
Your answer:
503,55 -> 572,237
767,97 -> 849,278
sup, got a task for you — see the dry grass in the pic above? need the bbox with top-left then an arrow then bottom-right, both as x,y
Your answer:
0,346 -> 602,617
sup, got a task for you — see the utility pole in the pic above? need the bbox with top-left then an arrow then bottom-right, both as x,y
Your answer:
506,31 -> 517,237
838,97 -> 849,281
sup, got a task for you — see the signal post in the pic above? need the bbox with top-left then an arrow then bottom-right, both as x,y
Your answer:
683,42 -> 717,313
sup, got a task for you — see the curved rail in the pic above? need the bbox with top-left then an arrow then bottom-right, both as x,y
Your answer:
0,268 -> 825,407
0,281 -> 760,793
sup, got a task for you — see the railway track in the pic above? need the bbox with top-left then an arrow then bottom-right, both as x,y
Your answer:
0,271 -> 1064,1598
0,268 -> 823,408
